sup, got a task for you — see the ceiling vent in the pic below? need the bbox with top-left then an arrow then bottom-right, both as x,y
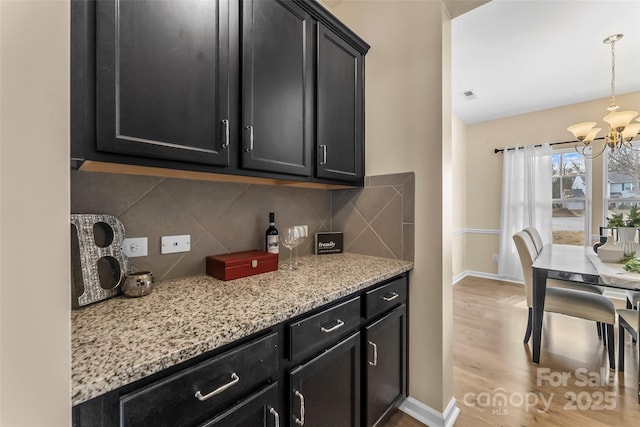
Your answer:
461,90 -> 477,100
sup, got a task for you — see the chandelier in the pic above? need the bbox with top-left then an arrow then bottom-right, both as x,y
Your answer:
567,34 -> 640,159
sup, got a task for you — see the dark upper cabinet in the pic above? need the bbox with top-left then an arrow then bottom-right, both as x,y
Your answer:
316,22 -> 364,183
241,0 -> 313,176
72,0 -> 369,185
95,0 -> 231,166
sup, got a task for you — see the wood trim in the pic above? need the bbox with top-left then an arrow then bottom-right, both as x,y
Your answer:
453,228 -> 500,236
77,160 -> 355,190
294,0 -> 370,54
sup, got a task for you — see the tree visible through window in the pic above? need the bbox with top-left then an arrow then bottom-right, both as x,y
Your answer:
605,145 -> 640,225
552,150 -> 588,245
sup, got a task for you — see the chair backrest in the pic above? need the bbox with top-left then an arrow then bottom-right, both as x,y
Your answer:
524,227 -> 544,254
513,231 -> 539,307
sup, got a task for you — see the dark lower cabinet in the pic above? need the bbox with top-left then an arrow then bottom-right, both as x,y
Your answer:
95,0 -> 231,166
72,274 -> 408,427
290,332 -> 361,427
316,22 -> 364,183
198,383 -> 280,427
241,0 -> 313,176
364,305 -> 407,427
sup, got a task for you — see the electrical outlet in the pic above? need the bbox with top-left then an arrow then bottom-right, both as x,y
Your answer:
121,237 -> 148,258
492,253 -> 499,262
161,234 -> 191,254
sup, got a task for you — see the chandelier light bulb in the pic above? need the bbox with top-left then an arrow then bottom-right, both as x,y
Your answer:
584,127 -> 602,143
603,110 -> 638,131
622,123 -> 640,142
567,122 -> 596,141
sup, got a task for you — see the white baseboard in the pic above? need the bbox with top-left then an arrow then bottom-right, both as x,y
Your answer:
453,271 -> 626,300
452,270 -> 522,285
399,396 -> 459,427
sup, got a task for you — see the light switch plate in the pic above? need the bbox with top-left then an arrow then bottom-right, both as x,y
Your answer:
161,234 -> 191,254
121,237 -> 148,258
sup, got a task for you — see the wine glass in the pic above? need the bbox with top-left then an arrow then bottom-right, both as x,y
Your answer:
293,225 -> 307,268
280,227 -> 299,270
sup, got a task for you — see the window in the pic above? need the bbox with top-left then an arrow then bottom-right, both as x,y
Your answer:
552,149 -> 590,245
604,144 -> 640,225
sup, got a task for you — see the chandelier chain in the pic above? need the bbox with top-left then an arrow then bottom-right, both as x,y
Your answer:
610,38 -> 617,109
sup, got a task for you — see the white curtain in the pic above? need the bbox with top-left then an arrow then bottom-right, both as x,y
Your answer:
498,144 -> 552,281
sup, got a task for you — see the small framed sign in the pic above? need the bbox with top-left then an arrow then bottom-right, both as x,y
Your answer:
315,232 -> 344,255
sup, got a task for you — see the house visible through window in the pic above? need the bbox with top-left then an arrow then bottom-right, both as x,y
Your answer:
605,144 -> 640,226
552,149 -> 590,245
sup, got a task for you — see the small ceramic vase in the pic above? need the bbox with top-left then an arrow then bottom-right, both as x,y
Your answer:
598,236 -> 624,263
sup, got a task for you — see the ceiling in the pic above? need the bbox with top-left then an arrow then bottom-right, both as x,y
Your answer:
452,0 -> 640,124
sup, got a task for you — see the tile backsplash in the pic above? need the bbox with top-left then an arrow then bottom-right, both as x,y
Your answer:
71,171 -> 331,280
71,171 -> 414,281
333,173 -> 414,262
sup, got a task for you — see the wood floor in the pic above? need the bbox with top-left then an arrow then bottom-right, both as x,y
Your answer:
384,275 -> 639,427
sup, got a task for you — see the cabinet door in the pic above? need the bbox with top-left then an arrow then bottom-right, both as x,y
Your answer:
290,332 -> 360,427
198,383 -> 280,427
241,0 -> 313,176
364,305 -> 407,427
96,0 -> 230,166
316,23 -> 364,183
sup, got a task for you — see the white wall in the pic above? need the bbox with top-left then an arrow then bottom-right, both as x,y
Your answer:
0,1 -> 71,424
452,115 -> 467,278
464,92 -> 640,277
331,0 -> 454,413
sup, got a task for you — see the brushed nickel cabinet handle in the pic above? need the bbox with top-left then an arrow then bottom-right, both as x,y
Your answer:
320,144 -> 327,164
194,372 -> 239,401
269,407 -> 280,427
382,292 -> 399,302
221,119 -> 229,148
320,319 -> 344,333
245,126 -> 254,152
294,390 -> 305,426
368,341 -> 378,366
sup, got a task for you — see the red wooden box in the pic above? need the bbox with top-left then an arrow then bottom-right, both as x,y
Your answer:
206,250 -> 278,281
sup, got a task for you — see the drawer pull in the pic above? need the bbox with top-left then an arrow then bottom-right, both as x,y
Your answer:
269,407 -> 280,427
245,125 -> 254,152
382,292 -> 399,302
368,341 -> 378,366
221,119 -> 230,148
294,390 -> 305,426
320,319 -> 345,333
194,372 -> 239,401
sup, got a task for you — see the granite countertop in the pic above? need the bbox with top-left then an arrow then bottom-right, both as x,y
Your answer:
72,253 -> 413,406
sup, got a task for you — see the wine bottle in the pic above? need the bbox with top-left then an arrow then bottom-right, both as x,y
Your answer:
265,212 -> 279,254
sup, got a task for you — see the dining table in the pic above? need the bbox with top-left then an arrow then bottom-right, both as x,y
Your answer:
531,244 -> 640,365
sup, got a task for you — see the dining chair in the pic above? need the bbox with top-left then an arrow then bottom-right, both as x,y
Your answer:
626,290 -> 640,309
513,231 -> 616,369
523,226 -> 606,297
617,307 -> 639,402
626,290 -> 640,344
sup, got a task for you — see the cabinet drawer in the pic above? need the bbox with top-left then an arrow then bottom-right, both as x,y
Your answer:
198,382 -> 279,427
120,332 -> 278,427
365,276 -> 407,320
289,296 -> 361,361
